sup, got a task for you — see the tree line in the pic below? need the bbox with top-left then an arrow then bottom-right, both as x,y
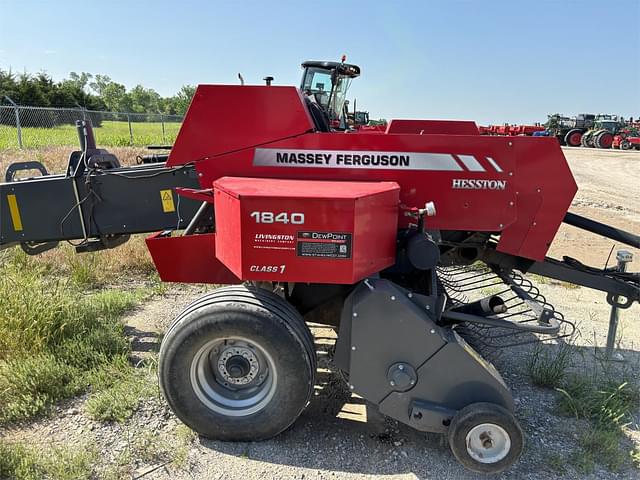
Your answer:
0,69 -> 195,115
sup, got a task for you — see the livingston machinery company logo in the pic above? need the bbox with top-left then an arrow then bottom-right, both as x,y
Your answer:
253,148 -> 507,190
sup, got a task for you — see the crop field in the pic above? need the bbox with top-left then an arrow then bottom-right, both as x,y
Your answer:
0,120 -> 182,149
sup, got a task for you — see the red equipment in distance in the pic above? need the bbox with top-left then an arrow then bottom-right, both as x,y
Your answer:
480,124 -> 546,136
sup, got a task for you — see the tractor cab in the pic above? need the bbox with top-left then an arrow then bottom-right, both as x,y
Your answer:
300,59 -> 360,131
353,110 -> 369,126
595,120 -> 621,134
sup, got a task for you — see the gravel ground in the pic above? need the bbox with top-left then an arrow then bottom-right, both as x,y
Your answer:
1,147 -> 639,479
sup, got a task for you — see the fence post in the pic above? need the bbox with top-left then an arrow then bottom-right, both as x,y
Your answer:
160,114 -> 166,144
4,96 -> 23,148
75,103 -> 86,120
14,107 -> 23,149
127,114 -> 133,146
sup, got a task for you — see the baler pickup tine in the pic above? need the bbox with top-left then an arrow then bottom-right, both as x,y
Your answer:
439,264 -> 574,347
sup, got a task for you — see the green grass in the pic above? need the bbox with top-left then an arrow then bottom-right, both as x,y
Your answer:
544,452 -> 568,475
0,120 -> 181,149
85,357 -> 159,422
555,375 -> 639,473
526,336 -> 639,473
102,425 -> 196,479
0,440 -> 96,480
0,424 -> 196,480
526,341 -> 573,388
0,248 -> 149,423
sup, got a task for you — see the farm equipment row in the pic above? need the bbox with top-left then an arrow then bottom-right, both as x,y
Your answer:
478,124 -> 545,136
1,58 -> 638,474
481,113 -> 640,150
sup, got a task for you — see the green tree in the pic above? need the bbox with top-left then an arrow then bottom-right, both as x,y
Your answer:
129,84 -> 161,113
173,85 -> 196,115
90,75 -> 131,112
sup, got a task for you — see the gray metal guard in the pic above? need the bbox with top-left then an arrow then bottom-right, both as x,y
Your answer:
335,278 -> 513,433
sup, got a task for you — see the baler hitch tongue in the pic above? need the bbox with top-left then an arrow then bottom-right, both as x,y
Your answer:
563,212 -> 640,249
0,119 -> 201,255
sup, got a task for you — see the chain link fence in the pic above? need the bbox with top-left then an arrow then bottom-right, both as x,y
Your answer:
0,103 -> 183,149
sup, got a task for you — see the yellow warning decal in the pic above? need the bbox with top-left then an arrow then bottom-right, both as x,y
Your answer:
7,194 -> 23,231
160,189 -> 176,213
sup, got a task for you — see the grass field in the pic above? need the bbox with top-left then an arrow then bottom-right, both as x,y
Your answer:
0,120 -> 182,149
0,237 -> 159,424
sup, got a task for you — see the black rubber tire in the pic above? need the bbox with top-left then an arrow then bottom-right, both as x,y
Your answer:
595,132 -> 613,149
448,402 -> 524,474
620,140 -> 631,150
581,131 -> 592,147
159,285 -> 316,441
564,129 -> 583,147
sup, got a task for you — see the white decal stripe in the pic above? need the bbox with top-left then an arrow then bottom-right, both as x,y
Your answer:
486,156 -> 503,172
457,155 -> 486,172
253,148 -> 463,171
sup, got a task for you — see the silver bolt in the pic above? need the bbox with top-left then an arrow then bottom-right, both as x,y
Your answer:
537,188 -> 541,193
390,381 -> 396,387
398,364 -> 404,371
198,173 -> 203,177
509,172 -> 513,176
430,329 -> 436,334
349,385 -> 355,390
410,380 -> 415,385
508,141 -> 513,146
351,346 -> 356,351
533,222 -> 537,226
407,293 -> 413,298
425,305 -> 430,310
390,295 -> 396,301
499,223 -> 504,228
509,201 -> 514,206
353,312 -> 358,318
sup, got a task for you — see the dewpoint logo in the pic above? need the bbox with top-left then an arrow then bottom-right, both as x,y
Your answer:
452,179 -> 507,190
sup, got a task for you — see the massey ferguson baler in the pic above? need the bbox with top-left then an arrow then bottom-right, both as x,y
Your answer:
1,60 -> 639,474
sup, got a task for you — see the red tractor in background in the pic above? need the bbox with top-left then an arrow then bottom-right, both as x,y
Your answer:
612,120 -> 640,150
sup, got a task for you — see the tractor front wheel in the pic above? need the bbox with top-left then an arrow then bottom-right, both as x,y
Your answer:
620,140 -> 631,150
564,129 -> 583,147
448,402 -> 524,474
595,132 -> 614,149
159,285 -> 316,440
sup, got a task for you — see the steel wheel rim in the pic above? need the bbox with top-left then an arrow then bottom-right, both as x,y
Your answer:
465,423 -> 511,464
190,336 -> 277,416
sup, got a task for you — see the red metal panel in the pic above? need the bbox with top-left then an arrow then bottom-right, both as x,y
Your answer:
146,232 -> 241,284
386,119 -> 480,135
167,85 -> 314,167
168,84 -> 576,261
193,133 -> 575,261
212,184 -> 244,276
213,177 -> 399,284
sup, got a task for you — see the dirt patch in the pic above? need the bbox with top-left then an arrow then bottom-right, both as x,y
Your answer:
548,147 -> 640,270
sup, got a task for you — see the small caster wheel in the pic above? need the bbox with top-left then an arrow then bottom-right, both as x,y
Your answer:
448,402 -> 523,474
